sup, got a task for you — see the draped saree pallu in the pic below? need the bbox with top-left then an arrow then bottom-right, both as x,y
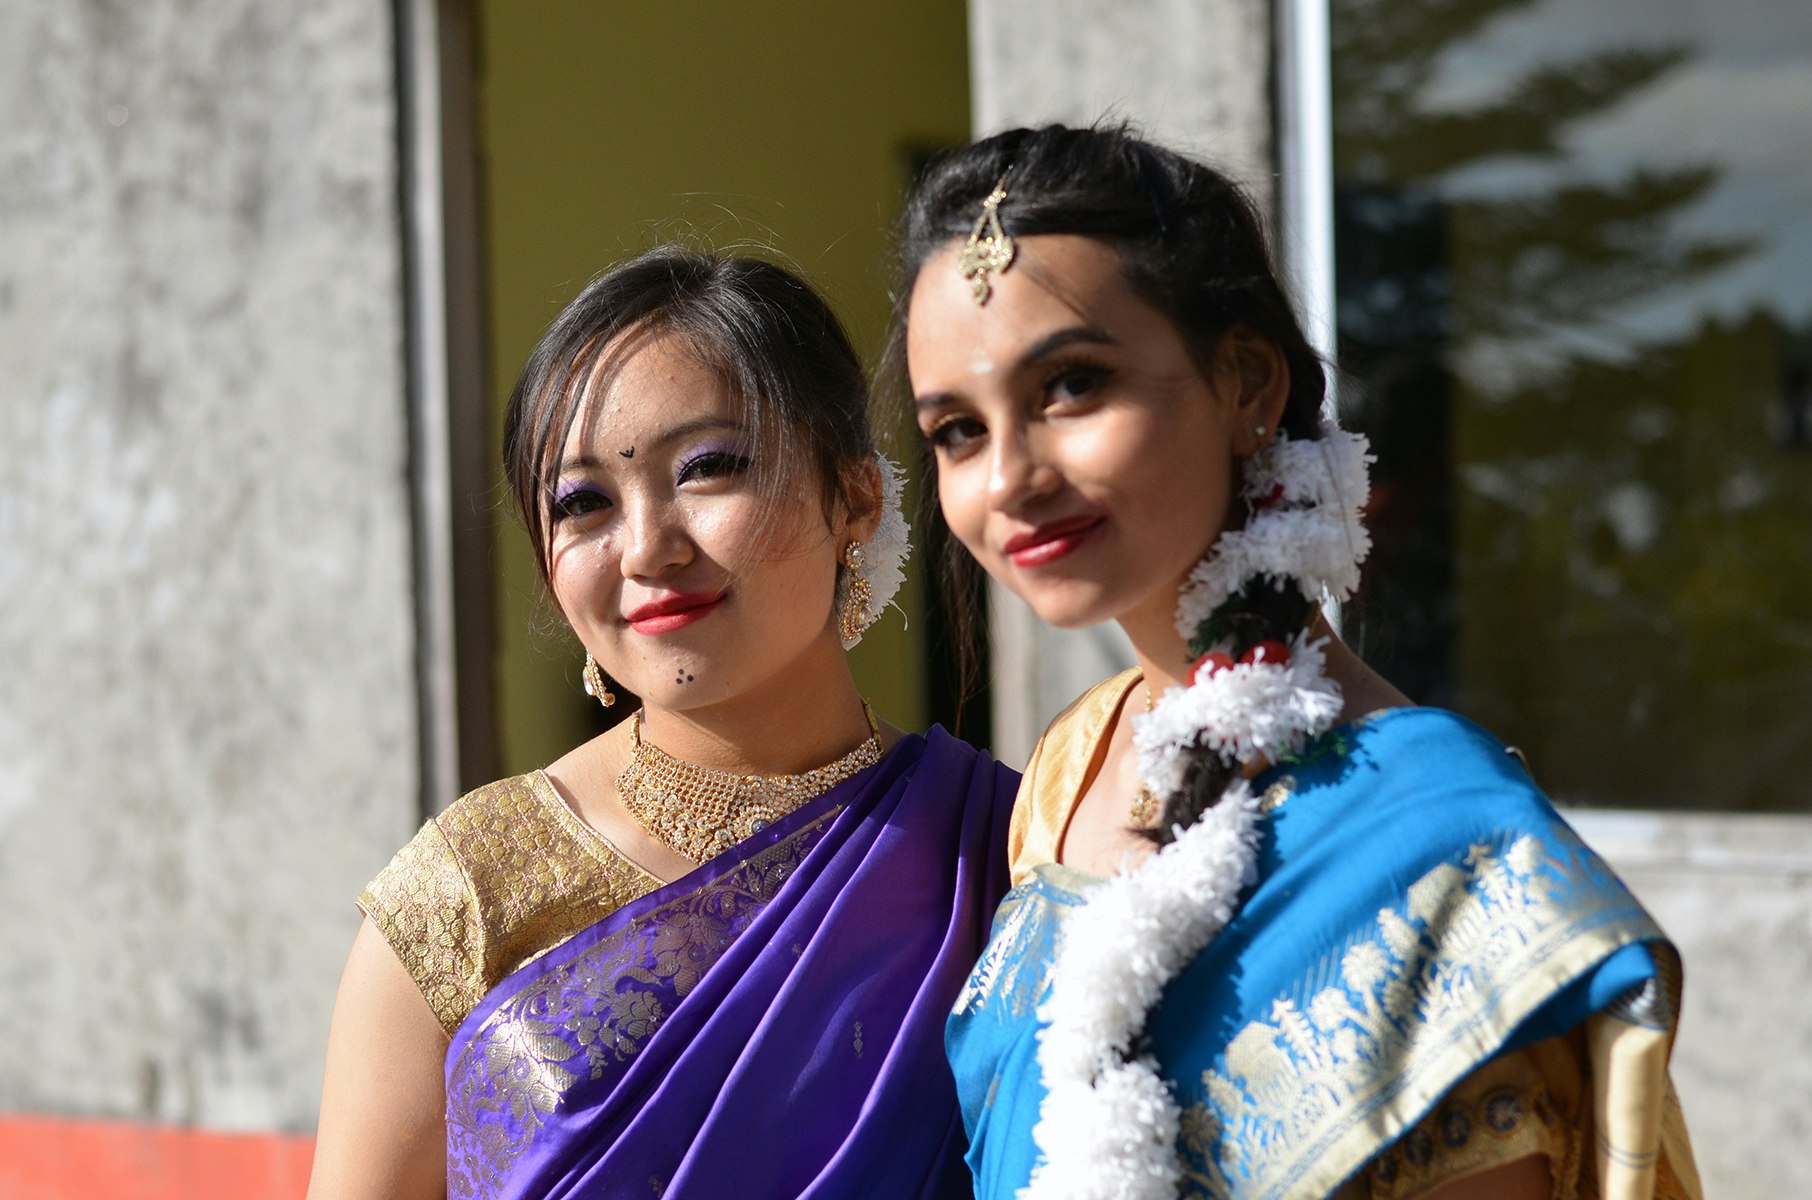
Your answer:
947,681 -> 1701,1200
367,728 -> 1015,1200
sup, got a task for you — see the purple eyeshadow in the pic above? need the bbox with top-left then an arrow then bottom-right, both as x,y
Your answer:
677,440 -> 751,477
555,481 -> 593,503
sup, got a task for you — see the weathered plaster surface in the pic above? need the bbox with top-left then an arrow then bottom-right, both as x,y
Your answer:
0,1 -> 417,1128
970,0 -> 1275,205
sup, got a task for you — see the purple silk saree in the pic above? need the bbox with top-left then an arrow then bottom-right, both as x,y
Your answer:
443,727 -> 1016,1200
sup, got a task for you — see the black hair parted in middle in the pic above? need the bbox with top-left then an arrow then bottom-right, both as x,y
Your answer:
503,246 -> 877,585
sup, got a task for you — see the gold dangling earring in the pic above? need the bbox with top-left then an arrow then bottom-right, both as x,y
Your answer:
838,541 -> 874,645
581,652 -> 616,708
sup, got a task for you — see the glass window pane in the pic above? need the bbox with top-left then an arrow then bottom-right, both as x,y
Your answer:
1330,0 -> 1812,811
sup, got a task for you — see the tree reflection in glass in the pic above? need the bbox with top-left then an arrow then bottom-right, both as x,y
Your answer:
1330,0 -> 1812,810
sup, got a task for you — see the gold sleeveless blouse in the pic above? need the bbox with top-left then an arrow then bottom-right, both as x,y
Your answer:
358,771 -> 663,1035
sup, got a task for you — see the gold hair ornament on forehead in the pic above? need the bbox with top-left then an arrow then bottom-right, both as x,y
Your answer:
955,176 -> 1017,305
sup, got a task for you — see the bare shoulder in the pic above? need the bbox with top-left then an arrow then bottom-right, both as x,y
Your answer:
307,920 -> 449,1200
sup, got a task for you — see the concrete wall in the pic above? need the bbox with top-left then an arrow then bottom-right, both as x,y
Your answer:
0,0 -> 418,1132
970,0 -> 1275,194
967,0 -> 1276,765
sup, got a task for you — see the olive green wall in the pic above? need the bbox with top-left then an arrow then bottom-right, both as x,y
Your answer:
476,2 -> 971,772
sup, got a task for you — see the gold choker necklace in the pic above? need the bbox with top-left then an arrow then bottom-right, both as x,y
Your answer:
616,704 -> 882,863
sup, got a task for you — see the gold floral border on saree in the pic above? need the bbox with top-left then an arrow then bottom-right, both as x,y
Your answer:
1175,825 -> 1669,1200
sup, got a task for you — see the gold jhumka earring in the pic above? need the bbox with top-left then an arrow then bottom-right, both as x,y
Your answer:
955,174 -> 1016,305
837,541 -> 875,645
581,652 -> 616,708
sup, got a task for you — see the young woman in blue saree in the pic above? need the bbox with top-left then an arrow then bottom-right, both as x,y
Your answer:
893,125 -> 1701,1199
307,248 -> 1018,1199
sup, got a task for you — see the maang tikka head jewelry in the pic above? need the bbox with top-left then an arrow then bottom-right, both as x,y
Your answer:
955,173 -> 1016,305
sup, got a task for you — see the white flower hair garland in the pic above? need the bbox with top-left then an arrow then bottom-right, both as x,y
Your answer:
1022,426 -> 1374,1200
840,453 -> 911,649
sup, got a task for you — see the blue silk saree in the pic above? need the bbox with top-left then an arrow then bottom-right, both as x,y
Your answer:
947,686 -> 1700,1200
369,727 -> 1016,1200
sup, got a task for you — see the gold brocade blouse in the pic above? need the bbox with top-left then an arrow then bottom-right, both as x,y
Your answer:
1010,670 -> 1701,1200
359,771 -> 663,1036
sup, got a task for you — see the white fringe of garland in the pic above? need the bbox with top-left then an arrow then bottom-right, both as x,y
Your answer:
1133,631 -> 1343,800
1023,784 -> 1262,1200
1175,428 -> 1373,631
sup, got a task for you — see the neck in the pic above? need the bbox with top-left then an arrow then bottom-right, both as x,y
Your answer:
1117,596 -> 1197,696
633,631 -> 875,776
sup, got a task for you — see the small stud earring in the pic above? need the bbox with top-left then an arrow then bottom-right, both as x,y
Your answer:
1254,424 -> 1268,438
581,652 -> 616,708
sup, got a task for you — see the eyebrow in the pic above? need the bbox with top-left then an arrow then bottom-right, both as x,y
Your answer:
555,415 -> 745,476
913,324 -> 1119,411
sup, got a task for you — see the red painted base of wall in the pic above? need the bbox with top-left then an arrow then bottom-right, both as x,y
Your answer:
0,1116 -> 313,1200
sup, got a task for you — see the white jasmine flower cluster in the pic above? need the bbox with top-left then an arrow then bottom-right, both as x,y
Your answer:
1024,1058 -> 1179,1200
1174,428 -> 1374,637
841,454 -> 912,649
1242,425 -> 1374,510
1022,784 -> 1263,1200
1132,633 -> 1344,796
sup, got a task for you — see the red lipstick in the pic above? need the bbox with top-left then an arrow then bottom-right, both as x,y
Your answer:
625,591 -> 724,634
1003,514 -> 1105,568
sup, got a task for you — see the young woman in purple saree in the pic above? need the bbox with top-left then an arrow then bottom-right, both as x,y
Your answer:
307,248 -> 1017,1200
